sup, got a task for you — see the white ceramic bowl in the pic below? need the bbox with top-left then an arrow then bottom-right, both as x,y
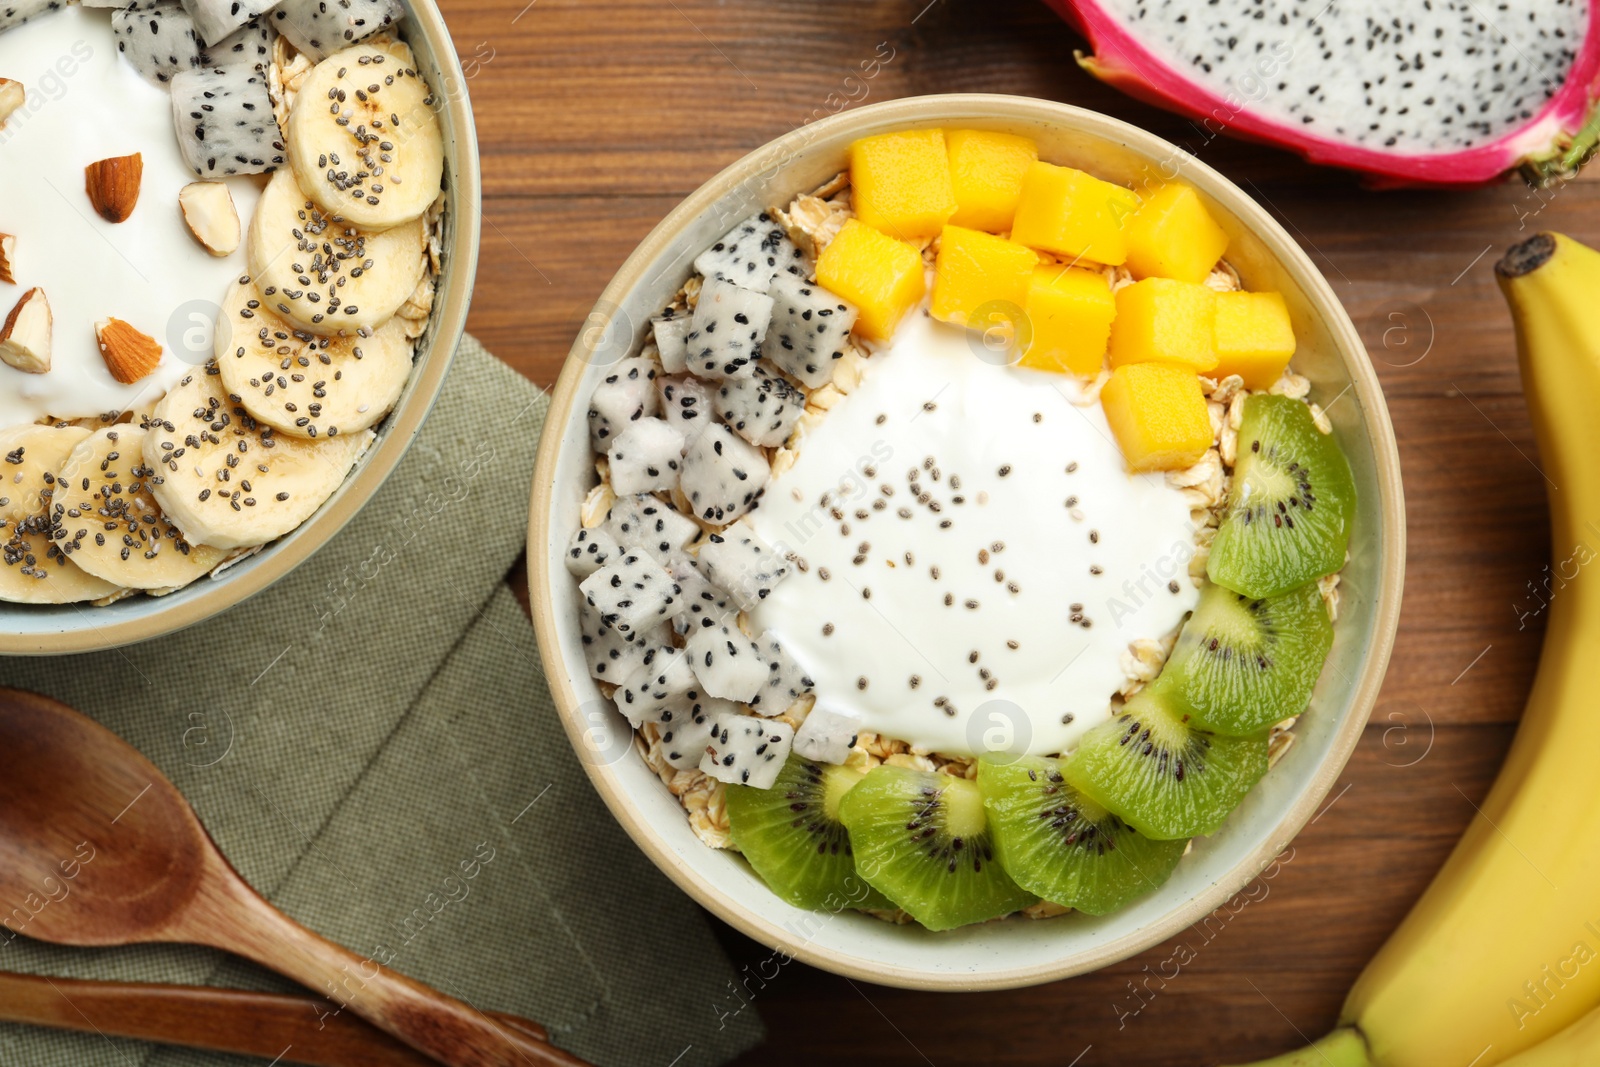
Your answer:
528,95 -> 1404,990
0,1 -> 481,655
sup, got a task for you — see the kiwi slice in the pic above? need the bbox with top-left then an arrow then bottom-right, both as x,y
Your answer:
726,756 -> 892,912
1063,683 -> 1268,841
1161,580 -> 1333,736
838,766 -> 1036,930
1208,394 -> 1355,599
978,754 -> 1187,915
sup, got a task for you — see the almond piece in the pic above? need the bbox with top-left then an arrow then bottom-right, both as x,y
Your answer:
85,153 -> 143,224
177,181 -> 240,256
95,318 -> 161,383
0,80 -> 22,130
0,233 -> 14,284
0,288 -> 51,374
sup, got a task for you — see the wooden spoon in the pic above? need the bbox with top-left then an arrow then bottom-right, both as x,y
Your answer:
0,689 -> 587,1067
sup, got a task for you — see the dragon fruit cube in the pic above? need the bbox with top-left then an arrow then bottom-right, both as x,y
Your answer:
579,603 -> 670,683
685,277 -> 773,380
686,622 -> 768,702
746,632 -> 814,715
679,424 -> 770,526
765,273 -> 859,389
607,416 -> 686,497
700,713 -> 795,789
658,698 -> 729,770
614,647 -> 702,728
606,494 -> 699,561
792,701 -> 863,765
564,525 -> 621,578
579,552 -> 679,637
655,374 -> 717,447
695,521 -> 790,612
693,212 -> 807,293
652,314 -> 692,374
588,356 -> 660,450
713,362 -> 806,448
665,555 -> 739,636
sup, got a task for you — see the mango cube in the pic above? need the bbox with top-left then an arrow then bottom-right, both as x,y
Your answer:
1010,161 -> 1141,266
816,218 -> 926,341
1124,183 -> 1230,284
1108,278 -> 1218,373
946,129 -> 1038,233
931,225 -> 1037,328
1018,265 -> 1115,377
1214,290 -> 1296,389
1100,363 -> 1212,473
849,128 -> 958,241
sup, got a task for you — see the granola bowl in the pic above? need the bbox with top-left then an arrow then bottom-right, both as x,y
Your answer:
528,94 -> 1404,989
0,0 -> 479,655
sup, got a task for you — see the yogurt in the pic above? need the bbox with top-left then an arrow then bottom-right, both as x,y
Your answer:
0,5 -> 260,427
745,307 -> 1202,758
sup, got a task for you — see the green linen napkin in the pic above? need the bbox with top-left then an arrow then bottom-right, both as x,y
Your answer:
0,335 -> 765,1067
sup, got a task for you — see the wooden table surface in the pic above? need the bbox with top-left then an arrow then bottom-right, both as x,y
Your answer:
459,1 -> 1577,1062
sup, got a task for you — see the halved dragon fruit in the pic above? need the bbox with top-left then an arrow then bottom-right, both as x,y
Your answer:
564,525 -> 621,579
177,0 -> 273,51
695,521 -> 790,612
652,314 -> 691,375
268,0 -> 401,62
614,647 -> 700,728
679,423 -> 770,526
169,66 -> 285,176
700,712 -> 794,789
792,701 -> 862,765
1049,0 -> 1600,187
606,494 -> 699,561
0,0 -> 61,34
113,1 -> 204,85
765,273 -> 858,389
606,416 -> 685,497
684,277 -> 772,381
746,631 -> 813,716
655,375 -> 716,446
686,621 -> 768,702
579,603 -> 670,684
694,212 -> 807,293
713,362 -> 806,448
588,356 -> 659,451
579,551 -> 680,638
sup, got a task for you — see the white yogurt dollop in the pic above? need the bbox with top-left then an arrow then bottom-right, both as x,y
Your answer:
745,307 -> 1202,758
0,5 -> 260,427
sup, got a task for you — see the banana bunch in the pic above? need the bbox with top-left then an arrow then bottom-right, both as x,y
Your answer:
1229,232 -> 1600,1067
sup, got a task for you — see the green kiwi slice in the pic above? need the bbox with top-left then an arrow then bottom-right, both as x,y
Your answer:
977,754 -> 1187,915
1063,683 -> 1268,841
838,766 -> 1036,930
1161,580 -> 1334,736
1208,394 -> 1355,599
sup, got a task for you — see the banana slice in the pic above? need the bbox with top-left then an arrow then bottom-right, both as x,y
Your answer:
286,38 -> 445,231
213,278 -> 415,438
0,425 -> 123,604
247,169 -> 426,335
49,426 -> 228,592
144,366 -> 375,550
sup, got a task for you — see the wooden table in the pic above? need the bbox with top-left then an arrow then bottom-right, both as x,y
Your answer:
462,1 -> 1574,1061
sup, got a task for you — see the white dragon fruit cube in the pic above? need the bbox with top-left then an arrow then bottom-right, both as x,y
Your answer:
652,314 -> 692,374
701,713 -> 795,789
587,356 -> 660,451
685,277 -> 772,381
693,212 -> 807,293
170,66 -> 285,177
613,647 -> 702,728
113,2 -> 205,86
792,702 -> 863,765
564,525 -> 621,578
606,494 -> 698,561
746,632 -> 814,716
695,521 -> 790,612
765,273 -> 859,389
579,603 -> 671,683
607,416 -> 685,497
679,423 -> 770,526
686,622 -> 768,702
657,698 -> 732,770
655,375 -> 716,447
579,552 -> 679,637
665,555 -> 739,636
713,362 -> 806,448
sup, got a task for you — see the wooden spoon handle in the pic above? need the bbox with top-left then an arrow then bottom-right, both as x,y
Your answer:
194,877 -> 589,1067
0,971 -> 555,1067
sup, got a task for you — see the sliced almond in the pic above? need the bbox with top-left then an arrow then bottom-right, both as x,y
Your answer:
0,80 -> 22,129
0,288 -> 51,374
85,153 -> 143,224
95,318 -> 161,384
178,181 -> 240,257
0,233 -> 14,284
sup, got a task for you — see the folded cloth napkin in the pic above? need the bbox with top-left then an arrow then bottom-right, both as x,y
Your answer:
0,335 -> 765,1067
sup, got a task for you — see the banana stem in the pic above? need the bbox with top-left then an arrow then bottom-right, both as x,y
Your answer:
1221,1027 -> 1374,1067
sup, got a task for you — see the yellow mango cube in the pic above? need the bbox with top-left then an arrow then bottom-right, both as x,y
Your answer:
1018,265 -> 1115,377
931,225 -> 1037,328
849,128 -> 958,241
1214,290 -> 1296,389
1124,183 -> 1230,284
1010,161 -> 1141,265
816,218 -> 926,341
1108,278 -> 1218,373
1100,363 -> 1212,473
945,129 -> 1038,233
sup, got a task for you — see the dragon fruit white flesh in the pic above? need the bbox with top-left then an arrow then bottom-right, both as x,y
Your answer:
606,494 -> 699,561
614,647 -> 701,728
686,621 -> 768,702
579,551 -> 680,638
666,556 -> 738,635
713,362 -> 806,448
746,631 -> 813,716
679,423 -> 770,526
791,701 -> 863,765
113,1 -> 205,85
1051,0 -> 1600,186
658,698 -> 727,770
700,713 -> 794,789
579,604 -> 670,684
606,416 -> 685,497
685,277 -> 772,380
177,0 -> 273,51
765,273 -> 859,389
693,212 -> 807,293
652,314 -> 691,374
588,356 -> 659,451
0,0 -> 61,34
695,521 -> 790,612
655,375 -> 716,446
268,0 -> 402,62
204,17 -> 273,71
564,525 -> 621,579
169,66 -> 286,176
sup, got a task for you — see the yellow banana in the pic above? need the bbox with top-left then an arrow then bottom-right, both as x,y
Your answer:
1231,231 -> 1600,1067
1501,999 -> 1600,1066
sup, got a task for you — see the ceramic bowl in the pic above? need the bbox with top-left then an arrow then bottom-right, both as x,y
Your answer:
1,1 -> 481,655
527,94 -> 1404,990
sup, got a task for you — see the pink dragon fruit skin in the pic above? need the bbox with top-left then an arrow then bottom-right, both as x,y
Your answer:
1047,0 -> 1600,188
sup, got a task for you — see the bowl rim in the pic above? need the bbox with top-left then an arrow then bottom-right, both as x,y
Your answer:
527,92 -> 1406,990
5,0 -> 483,656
